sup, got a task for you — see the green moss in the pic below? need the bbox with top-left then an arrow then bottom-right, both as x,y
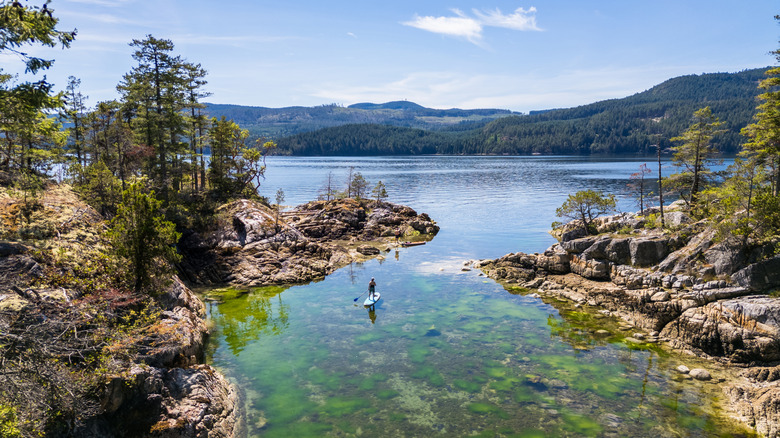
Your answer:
467,402 -> 495,414
355,332 -> 383,344
307,368 -> 342,391
358,378 -> 376,390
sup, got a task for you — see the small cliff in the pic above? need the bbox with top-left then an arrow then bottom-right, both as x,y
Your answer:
177,198 -> 439,287
476,208 -> 780,437
0,184 -> 241,437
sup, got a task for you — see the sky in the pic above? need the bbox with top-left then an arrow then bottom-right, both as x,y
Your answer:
3,0 -> 779,113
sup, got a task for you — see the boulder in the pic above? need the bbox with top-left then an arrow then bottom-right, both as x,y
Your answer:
581,237 -> 611,260
629,238 -> 670,267
733,256 -> 780,292
536,246 -> 570,274
562,236 -> 599,254
555,221 -> 588,243
657,227 -> 716,274
594,212 -> 644,234
664,211 -> 692,227
569,254 -> 610,280
689,368 -> 712,381
605,238 -> 631,265
650,291 -> 670,302
357,245 -> 381,256
93,364 -> 242,438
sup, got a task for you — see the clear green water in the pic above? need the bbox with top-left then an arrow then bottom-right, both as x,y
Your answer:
204,156 -> 750,437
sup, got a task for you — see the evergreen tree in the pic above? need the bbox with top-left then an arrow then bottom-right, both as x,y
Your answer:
62,76 -> 88,167
207,117 -> 270,200
118,35 -> 184,199
181,63 -> 210,192
668,106 -> 724,206
555,190 -> 617,234
349,172 -> 368,200
0,0 -> 75,112
372,180 -> 388,202
107,179 -> 181,293
741,29 -> 780,197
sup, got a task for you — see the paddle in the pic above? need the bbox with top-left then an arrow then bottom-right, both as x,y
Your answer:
353,289 -> 368,302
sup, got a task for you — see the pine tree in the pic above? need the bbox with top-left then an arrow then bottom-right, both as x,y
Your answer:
107,180 -> 181,293
555,190 -> 617,234
669,106 -> 724,206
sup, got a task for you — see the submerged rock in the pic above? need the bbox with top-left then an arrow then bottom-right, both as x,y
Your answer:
478,209 -> 780,437
689,368 -> 712,381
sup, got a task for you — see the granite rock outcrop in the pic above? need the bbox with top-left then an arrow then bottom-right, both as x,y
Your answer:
477,209 -> 780,436
178,198 -> 439,287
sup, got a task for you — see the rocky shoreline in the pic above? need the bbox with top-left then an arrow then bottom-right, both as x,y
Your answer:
0,185 -> 439,437
177,197 -> 439,287
474,209 -> 780,437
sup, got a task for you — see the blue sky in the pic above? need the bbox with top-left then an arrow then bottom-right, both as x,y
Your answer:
5,0 -> 778,112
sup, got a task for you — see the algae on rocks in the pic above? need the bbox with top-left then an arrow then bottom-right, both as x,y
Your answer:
478,208 -> 780,438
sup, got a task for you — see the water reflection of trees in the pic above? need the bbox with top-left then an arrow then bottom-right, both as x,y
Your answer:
214,287 -> 290,355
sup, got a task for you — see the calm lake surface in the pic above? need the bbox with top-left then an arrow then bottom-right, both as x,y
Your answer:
204,156 -> 751,437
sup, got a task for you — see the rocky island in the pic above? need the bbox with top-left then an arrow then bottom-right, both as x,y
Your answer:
475,205 -> 780,437
178,197 -> 439,287
0,181 -> 438,437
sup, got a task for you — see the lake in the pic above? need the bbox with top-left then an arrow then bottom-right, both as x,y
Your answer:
204,156 -> 751,437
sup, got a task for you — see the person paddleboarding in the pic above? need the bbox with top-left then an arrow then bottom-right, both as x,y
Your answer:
368,277 -> 376,301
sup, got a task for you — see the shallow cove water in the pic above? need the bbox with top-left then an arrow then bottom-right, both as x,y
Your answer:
204,156 -> 752,437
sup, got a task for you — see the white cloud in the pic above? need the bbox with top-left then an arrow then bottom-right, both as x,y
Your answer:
402,10 -> 483,44
402,6 -> 540,45
473,7 -> 540,31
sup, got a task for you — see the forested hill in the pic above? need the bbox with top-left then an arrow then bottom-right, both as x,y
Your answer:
204,101 -> 516,138
275,68 -> 769,156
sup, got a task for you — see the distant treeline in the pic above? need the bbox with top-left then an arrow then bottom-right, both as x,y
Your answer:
274,68 -> 768,156
204,101 -> 516,139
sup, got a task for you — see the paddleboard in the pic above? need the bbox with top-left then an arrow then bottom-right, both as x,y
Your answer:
364,292 -> 381,306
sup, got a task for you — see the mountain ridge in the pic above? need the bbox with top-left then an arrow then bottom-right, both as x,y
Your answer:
269,68 -> 769,155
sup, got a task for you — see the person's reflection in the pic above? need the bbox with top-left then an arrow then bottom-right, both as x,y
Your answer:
367,305 -> 377,324
394,249 -> 399,261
